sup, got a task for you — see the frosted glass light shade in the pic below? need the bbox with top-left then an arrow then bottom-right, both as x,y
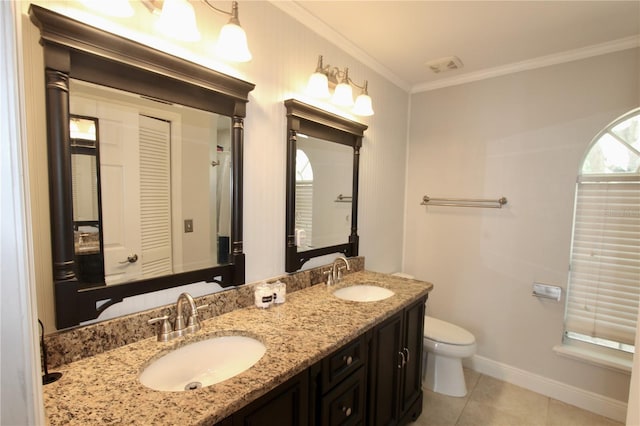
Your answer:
216,23 -> 252,62
156,0 -> 201,42
353,93 -> 374,116
332,82 -> 354,107
306,72 -> 330,98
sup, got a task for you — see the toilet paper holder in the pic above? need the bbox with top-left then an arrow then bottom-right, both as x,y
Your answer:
532,282 -> 562,301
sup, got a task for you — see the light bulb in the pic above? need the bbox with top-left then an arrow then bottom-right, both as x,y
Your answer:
156,0 -> 201,42
306,72 -> 330,98
332,82 -> 354,107
353,93 -> 374,116
216,22 -> 252,62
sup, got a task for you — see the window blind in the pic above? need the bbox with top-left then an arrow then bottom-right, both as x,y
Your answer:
295,181 -> 313,248
565,180 -> 640,346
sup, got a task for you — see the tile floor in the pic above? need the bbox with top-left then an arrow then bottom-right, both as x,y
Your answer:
412,369 -> 623,426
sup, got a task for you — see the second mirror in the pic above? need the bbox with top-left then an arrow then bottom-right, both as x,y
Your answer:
285,99 -> 367,272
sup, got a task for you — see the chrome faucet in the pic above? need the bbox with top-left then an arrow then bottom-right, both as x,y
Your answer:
174,292 -> 201,337
148,292 -> 207,342
326,256 -> 351,286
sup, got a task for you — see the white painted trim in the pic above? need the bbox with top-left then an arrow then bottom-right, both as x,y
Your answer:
464,355 -> 628,423
553,344 -> 632,374
1,1 -> 46,424
412,36 -> 640,94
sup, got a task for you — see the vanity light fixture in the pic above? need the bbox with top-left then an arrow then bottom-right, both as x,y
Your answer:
306,55 -> 374,116
142,0 -> 252,62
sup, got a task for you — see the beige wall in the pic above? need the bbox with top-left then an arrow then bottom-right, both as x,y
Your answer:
20,1 -> 409,331
404,48 -> 639,402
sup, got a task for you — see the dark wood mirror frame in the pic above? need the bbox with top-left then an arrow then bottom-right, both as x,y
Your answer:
30,5 -> 255,329
284,99 -> 368,272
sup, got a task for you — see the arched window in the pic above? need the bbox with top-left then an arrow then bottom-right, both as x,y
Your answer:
564,108 -> 640,354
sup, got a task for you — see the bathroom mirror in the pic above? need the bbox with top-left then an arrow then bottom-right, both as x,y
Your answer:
284,99 -> 367,272
30,5 -> 255,329
69,80 -> 233,286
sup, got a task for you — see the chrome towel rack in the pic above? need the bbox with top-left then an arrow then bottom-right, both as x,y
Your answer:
335,194 -> 352,203
421,195 -> 507,209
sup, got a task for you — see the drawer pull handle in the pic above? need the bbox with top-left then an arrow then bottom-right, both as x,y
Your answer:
403,347 -> 410,363
343,355 -> 353,366
398,351 -> 406,368
342,406 -> 352,417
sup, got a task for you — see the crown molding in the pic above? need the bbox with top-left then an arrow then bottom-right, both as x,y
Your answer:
270,0 -> 411,92
412,35 -> 640,94
271,0 -> 638,96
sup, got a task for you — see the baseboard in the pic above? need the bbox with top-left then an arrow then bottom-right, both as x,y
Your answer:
464,355 -> 628,423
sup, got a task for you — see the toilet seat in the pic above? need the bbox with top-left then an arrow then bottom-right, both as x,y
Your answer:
424,316 -> 475,345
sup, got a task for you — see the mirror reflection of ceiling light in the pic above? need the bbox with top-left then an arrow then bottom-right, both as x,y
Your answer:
69,118 -> 97,141
142,0 -> 252,62
306,55 -> 374,116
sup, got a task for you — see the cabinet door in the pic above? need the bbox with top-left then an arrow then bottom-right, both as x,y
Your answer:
400,299 -> 425,420
231,370 -> 309,426
368,312 -> 403,426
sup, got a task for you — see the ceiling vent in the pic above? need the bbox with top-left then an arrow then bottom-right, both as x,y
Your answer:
426,56 -> 464,74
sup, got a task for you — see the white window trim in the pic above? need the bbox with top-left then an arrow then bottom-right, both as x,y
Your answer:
553,342 -> 632,374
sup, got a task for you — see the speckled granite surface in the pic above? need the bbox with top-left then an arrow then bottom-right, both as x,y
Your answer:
42,270 -> 432,425
44,257 -> 365,368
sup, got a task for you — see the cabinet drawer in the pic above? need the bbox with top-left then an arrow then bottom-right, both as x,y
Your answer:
321,335 -> 366,392
320,366 -> 366,426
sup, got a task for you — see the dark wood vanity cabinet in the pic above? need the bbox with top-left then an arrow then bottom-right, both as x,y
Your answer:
217,369 -> 310,426
217,297 -> 426,426
368,298 -> 426,426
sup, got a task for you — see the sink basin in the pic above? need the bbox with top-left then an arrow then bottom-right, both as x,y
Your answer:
139,335 -> 266,392
333,285 -> 395,302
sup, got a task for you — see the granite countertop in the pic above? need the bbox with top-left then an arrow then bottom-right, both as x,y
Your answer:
42,271 -> 433,425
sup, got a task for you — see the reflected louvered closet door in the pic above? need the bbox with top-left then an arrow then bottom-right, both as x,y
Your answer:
139,115 -> 172,278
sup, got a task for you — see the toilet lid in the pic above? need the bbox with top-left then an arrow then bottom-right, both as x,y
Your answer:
424,316 -> 475,345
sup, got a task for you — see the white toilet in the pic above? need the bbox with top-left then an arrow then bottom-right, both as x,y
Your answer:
423,316 -> 476,397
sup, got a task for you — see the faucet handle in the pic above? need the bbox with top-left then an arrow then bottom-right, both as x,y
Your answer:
187,304 -> 209,327
324,270 -> 335,286
148,315 -> 172,342
337,264 -> 350,280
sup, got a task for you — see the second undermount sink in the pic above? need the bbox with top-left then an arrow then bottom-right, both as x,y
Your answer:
139,335 -> 266,392
332,285 -> 395,302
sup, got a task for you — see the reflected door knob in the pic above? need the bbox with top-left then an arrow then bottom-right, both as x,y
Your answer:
119,254 -> 138,264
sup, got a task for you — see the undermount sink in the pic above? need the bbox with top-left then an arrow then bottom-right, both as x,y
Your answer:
139,335 -> 266,392
332,285 -> 395,302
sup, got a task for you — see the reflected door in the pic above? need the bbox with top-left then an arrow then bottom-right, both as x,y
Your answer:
71,94 -> 142,283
